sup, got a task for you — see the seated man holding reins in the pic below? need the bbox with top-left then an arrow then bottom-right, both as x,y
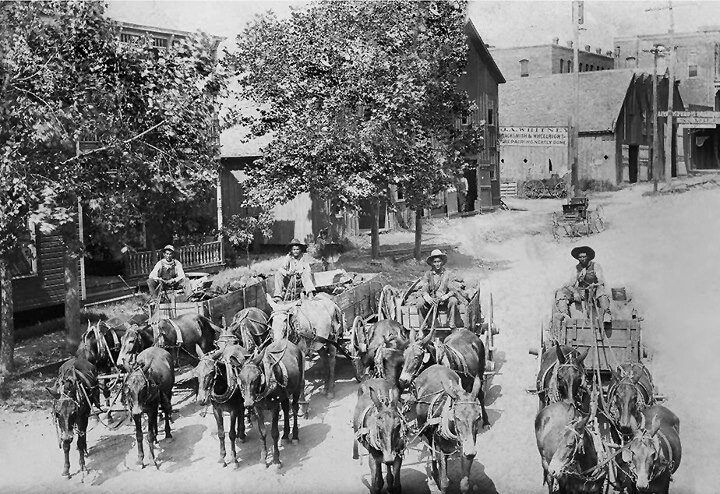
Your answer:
147,245 -> 193,300
555,246 -> 612,326
415,249 -> 460,330
273,238 -> 316,302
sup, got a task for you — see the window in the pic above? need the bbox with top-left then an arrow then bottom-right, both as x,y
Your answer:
520,59 -> 529,77
487,108 -> 494,126
585,63 -> 589,71
590,65 -> 594,71
560,59 -> 565,73
460,115 -> 469,126
152,37 -> 168,48
689,64 -> 698,77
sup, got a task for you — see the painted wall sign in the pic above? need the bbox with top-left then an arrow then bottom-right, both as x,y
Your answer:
499,126 -> 569,147
657,110 -> 720,125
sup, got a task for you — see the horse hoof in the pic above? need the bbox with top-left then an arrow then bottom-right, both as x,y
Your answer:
61,471 -> 70,478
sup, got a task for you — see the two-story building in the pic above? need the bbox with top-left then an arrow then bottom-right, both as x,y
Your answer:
489,38 -> 614,81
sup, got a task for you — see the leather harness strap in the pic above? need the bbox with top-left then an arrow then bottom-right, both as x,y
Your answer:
168,319 -> 184,346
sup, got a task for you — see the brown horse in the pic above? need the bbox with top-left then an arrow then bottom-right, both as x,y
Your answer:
352,319 -> 407,382
47,358 -> 100,480
607,362 -> 655,435
226,307 -> 270,353
536,343 -> 590,411
414,364 -> 486,494
238,339 -> 305,469
116,324 -> 155,371
122,347 -> 174,469
535,402 -> 620,494
152,313 -> 220,362
266,294 -> 344,397
620,406 -> 682,494
195,344 -> 249,468
352,379 -> 407,494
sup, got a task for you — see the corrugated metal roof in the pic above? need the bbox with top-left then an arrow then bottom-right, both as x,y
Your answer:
499,69 -> 639,133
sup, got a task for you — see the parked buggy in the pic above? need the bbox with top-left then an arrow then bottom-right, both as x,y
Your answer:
551,196 -> 605,239
523,174 -> 568,199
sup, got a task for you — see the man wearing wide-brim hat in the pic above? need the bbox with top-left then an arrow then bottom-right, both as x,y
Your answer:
416,249 -> 459,329
559,246 -> 611,325
274,238 -> 316,301
147,244 -> 193,299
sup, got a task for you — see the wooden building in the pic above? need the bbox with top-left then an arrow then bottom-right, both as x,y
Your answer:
499,69 -> 684,187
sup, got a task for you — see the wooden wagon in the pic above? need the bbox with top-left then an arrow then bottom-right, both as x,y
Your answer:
377,279 -> 499,371
551,196 -> 605,239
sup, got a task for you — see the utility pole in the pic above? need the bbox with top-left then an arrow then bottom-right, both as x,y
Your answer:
571,0 -> 583,197
644,44 -> 666,192
664,0 -> 676,185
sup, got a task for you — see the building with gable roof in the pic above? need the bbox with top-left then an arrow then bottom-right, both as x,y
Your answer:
499,69 -> 684,188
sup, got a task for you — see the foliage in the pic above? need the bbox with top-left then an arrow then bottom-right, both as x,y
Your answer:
0,1 -> 224,252
222,208 -> 274,262
226,0 -> 481,215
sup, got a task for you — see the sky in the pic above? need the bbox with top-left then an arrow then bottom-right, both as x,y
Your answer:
106,0 -> 720,53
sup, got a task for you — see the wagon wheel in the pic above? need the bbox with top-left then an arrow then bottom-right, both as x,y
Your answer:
553,181 -> 567,199
523,181 -> 538,199
485,293 -> 495,369
400,278 -> 422,307
593,205 -> 605,232
551,212 -> 561,240
350,316 -> 366,383
378,285 -> 397,321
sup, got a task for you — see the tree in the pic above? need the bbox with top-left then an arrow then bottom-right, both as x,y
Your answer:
1,1 -> 224,353
227,0 -> 480,258
222,207 -> 274,266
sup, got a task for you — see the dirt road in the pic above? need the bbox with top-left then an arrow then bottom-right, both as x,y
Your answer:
1,179 -> 718,493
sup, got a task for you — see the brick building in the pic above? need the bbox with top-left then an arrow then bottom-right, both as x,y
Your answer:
614,26 -> 720,110
489,39 -> 614,81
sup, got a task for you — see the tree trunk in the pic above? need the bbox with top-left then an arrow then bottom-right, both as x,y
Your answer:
0,257 -> 14,375
414,209 -> 423,261
370,199 -> 380,259
64,249 -> 81,352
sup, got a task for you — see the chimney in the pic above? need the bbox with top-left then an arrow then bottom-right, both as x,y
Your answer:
552,37 -> 559,45
567,41 -> 573,48
585,44 -> 591,52
596,48 -> 602,54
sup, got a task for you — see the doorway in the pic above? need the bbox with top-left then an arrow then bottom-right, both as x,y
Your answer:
463,164 -> 478,212
628,145 -> 639,183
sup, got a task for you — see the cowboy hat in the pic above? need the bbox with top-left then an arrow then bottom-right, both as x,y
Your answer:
426,249 -> 448,266
162,244 -> 176,254
288,238 -> 307,251
571,246 -> 595,261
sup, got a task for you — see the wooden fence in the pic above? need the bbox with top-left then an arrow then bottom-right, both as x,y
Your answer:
500,182 -> 518,198
125,240 -> 223,277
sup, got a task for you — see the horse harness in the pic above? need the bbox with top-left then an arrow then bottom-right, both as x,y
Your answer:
538,359 -> 586,405
82,322 -> 120,364
354,402 -> 409,457
435,342 -> 471,379
52,369 -> 96,447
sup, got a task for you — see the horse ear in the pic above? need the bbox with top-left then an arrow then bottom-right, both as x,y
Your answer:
389,387 -> 400,405
470,375 -> 483,398
575,347 -> 590,365
45,386 -> 60,400
648,414 -> 661,437
369,386 -> 383,410
631,372 -> 642,385
197,346 -> 205,358
639,412 -> 646,431
555,342 -> 567,364
266,294 -> 277,311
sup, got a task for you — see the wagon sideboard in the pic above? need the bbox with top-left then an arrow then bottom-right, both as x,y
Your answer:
397,289 -> 482,335
331,273 -> 386,331
557,317 -> 642,374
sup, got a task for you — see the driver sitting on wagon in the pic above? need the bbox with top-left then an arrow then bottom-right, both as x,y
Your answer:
416,249 -> 460,330
147,245 -> 193,300
273,238 -> 316,302
556,246 -> 612,326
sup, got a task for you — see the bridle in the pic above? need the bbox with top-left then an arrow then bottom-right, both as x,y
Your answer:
122,365 -> 159,409
551,360 -> 587,405
623,429 -> 673,483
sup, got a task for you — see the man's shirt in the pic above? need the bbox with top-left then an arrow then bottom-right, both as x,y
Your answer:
149,259 -> 185,281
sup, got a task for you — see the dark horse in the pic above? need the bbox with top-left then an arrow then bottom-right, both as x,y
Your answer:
116,324 -> 155,371
536,342 -> 590,411
195,344 -> 249,468
535,401 -> 621,494
620,406 -> 682,494
122,347 -> 174,469
152,313 -> 220,362
226,307 -> 270,353
47,357 -> 100,480
267,294 -> 345,398
351,318 -> 407,382
76,320 -> 123,419
414,365 -> 486,494
238,339 -> 305,469
352,379 -> 407,494
607,362 -> 655,435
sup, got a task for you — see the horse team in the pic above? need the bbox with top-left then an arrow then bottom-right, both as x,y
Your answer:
48,282 -> 681,493
534,343 -> 682,494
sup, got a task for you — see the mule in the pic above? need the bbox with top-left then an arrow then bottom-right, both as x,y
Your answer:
607,362 -> 655,435
152,313 -> 220,363
47,358 -> 100,480
414,364 -> 486,494
352,379 -> 407,494
116,324 -> 155,371
195,344 -> 249,468
620,406 -> 682,494
266,294 -> 344,398
238,339 -> 305,469
352,319 -> 407,382
76,320 -> 123,421
227,307 -> 270,353
535,401 -> 621,494
536,342 -> 590,411
122,347 -> 174,469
